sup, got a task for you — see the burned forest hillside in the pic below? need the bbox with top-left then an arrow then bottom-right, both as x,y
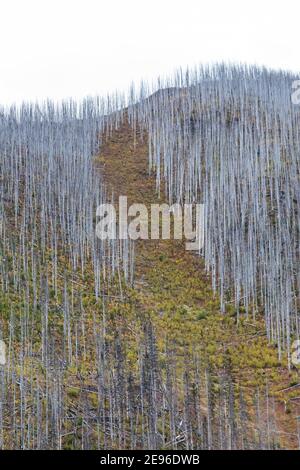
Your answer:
0,64 -> 299,449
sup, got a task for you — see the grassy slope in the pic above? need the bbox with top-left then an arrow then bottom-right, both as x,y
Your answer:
98,120 -> 300,449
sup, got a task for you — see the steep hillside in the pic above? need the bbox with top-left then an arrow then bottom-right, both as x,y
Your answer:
0,115 -> 298,449
0,66 -> 299,450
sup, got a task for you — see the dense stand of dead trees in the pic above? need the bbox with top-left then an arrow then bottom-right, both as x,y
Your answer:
128,64 -> 300,364
0,65 -> 299,448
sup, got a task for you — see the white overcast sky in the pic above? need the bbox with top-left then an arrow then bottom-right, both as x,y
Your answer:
0,0 -> 299,104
